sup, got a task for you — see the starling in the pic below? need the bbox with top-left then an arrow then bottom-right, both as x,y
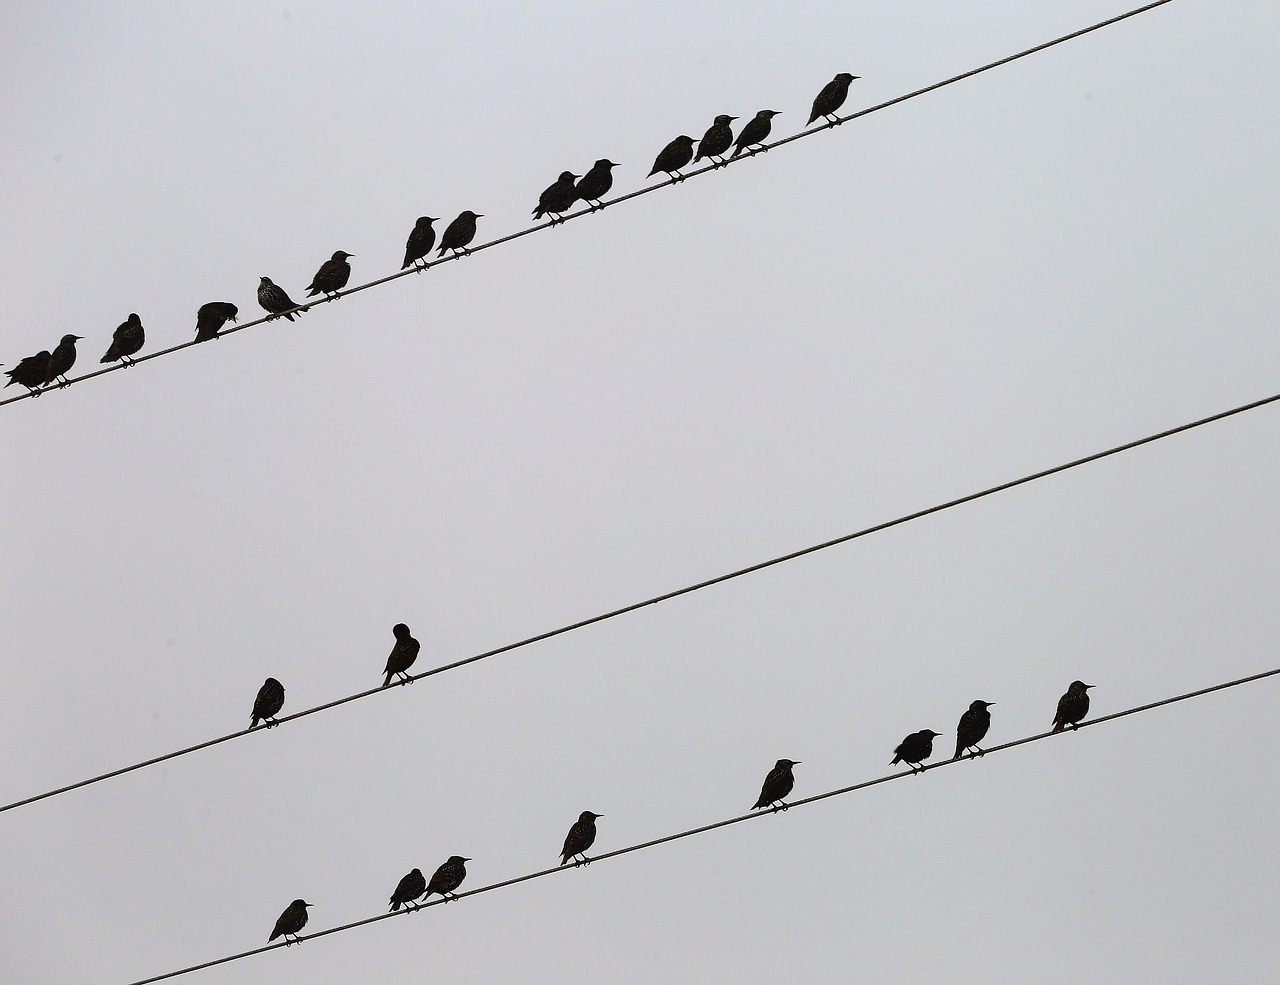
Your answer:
4,351 -> 52,394
891,729 -> 942,773
751,758 -> 800,812
953,700 -> 994,760
388,867 -> 426,912
533,171 -> 580,224
1052,681 -> 1094,733
808,72 -> 860,126
250,677 -> 285,729
100,313 -> 145,366
44,334 -> 83,387
422,856 -> 470,902
257,277 -> 309,321
268,899 -> 312,944
437,211 -> 483,257
694,114 -> 738,167
306,250 -> 354,298
731,110 -> 781,157
559,811 -> 602,867
648,135 -> 697,181
195,302 -> 238,342
401,217 -> 438,270
382,622 -> 421,687
574,159 -> 619,211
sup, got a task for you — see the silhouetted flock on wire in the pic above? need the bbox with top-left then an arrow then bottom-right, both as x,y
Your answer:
4,73 -> 861,398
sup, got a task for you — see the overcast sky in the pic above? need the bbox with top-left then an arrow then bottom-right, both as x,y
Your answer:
4,1 -> 1280,983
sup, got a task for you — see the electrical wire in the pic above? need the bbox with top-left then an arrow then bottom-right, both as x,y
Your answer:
4,380 -> 1276,817
0,0 -> 1176,410
122,663 -> 1280,985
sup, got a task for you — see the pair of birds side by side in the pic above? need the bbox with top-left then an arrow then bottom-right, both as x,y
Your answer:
385,856 -> 471,913
531,160 -> 619,223
401,210 -> 487,269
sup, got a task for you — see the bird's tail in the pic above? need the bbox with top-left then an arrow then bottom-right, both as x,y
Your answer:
953,739 -> 964,760
1051,721 -> 1064,734
382,671 -> 394,688
389,900 -> 400,912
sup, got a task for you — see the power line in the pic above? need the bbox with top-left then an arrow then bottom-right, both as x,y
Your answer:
0,0 -> 1176,410
122,663 -> 1280,985
4,380 -> 1275,817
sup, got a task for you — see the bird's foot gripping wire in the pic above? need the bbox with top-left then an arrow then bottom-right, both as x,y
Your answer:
771,801 -> 790,813
573,856 -> 592,868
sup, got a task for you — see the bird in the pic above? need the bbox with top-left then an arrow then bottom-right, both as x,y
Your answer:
648,135 -> 697,181
533,171 -> 580,224
268,899 -> 312,944
250,677 -> 285,729
1052,681 -> 1094,733
195,302 -> 238,342
751,758 -> 799,812
4,351 -> 52,394
574,159 -> 618,211
388,868 -> 426,912
422,856 -> 470,902
44,334 -> 83,387
306,250 -> 354,297
953,700 -> 994,760
731,110 -> 781,157
402,217 -> 438,270
891,730 -> 942,774
382,623 -> 420,687
694,114 -> 738,167
808,72 -> 859,126
437,211 -> 483,256
257,277 -> 309,321
100,313 -> 145,366
560,811 -> 602,866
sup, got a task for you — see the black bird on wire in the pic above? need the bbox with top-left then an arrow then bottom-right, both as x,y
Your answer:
560,811 -> 603,867
388,868 -> 427,912
250,677 -> 285,729
891,730 -> 942,774
100,313 -> 145,366
574,160 -> 618,211
1051,681 -> 1094,732
648,134 -> 697,181
751,758 -> 800,812
44,334 -> 83,387
4,350 -> 51,394
258,277 -> 309,321
195,302 -> 238,342
402,217 -> 438,270
268,899 -> 312,944
306,250 -> 354,298
422,856 -> 470,902
382,623 -> 420,687
808,72 -> 859,126
437,211 -> 483,257
694,114 -> 738,167
533,171 -> 580,224
732,109 -> 781,157
953,700 -> 994,760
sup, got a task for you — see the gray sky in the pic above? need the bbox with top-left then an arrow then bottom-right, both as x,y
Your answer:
4,1 -> 1280,983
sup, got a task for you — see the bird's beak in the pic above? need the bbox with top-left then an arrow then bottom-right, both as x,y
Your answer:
74,335 -> 84,340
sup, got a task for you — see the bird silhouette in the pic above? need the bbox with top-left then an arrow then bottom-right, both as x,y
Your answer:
250,678 -> 285,729
195,302 -> 238,342
533,171 -> 580,223
4,351 -> 51,394
1052,681 -> 1094,732
437,211 -> 483,257
423,856 -> 470,902
891,730 -> 942,773
382,623 -> 421,687
648,135 -> 697,181
100,314 -> 145,366
402,217 -> 438,270
560,811 -> 602,866
732,110 -> 781,157
953,700 -> 994,759
306,251 -> 354,297
388,868 -> 427,912
257,277 -> 309,321
574,160 -> 618,211
694,115 -> 738,167
44,334 -> 83,386
751,758 -> 800,812
268,899 -> 312,944
808,73 -> 859,126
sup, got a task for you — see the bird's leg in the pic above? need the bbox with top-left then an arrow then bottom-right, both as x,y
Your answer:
973,746 -> 985,758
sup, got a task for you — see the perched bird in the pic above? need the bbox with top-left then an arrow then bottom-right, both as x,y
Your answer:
1052,681 -> 1094,733
732,109 -> 781,157
306,250 -> 354,298
100,313 -> 145,366
422,856 -> 470,902
560,811 -> 602,867
195,302 -> 238,342
533,171 -> 580,223
401,217 -> 438,270
694,114 -> 738,167
268,899 -> 312,944
648,134 -> 697,181
250,677 -> 285,729
437,211 -> 483,257
388,868 -> 426,912
258,277 -> 309,321
891,730 -> 942,773
574,159 -> 618,211
751,758 -> 800,812
44,334 -> 83,387
382,623 -> 421,687
953,700 -> 994,760
4,351 -> 52,394
808,72 -> 859,126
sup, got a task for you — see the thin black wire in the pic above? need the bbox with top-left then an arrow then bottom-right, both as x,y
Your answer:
5,383 -> 1277,817
123,664 -> 1280,985
0,0 -> 1176,410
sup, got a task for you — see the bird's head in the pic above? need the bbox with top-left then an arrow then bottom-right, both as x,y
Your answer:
972,700 -> 994,710
836,72 -> 858,83
714,114 -> 738,125
922,730 -> 942,739
595,159 -> 618,169
332,250 -> 353,260
776,758 -> 800,769
580,811 -> 603,821
418,216 -> 438,225
60,334 -> 83,344
392,623 -> 412,638
760,110 -> 781,118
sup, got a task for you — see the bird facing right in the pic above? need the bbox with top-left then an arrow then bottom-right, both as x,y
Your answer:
560,811 -> 602,866
648,135 -> 696,181
1052,681 -> 1094,732
891,729 -> 942,773
258,277 -> 309,321
751,758 -> 799,812
100,314 -> 145,366
732,109 -> 781,157
808,72 -> 860,126
694,114 -> 738,167
422,856 -> 470,902
953,700 -> 994,759
195,302 -> 238,342
388,867 -> 427,912
250,677 -> 285,729
382,623 -> 421,687
402,217 -> 438,270
532,171 -> 580,223
306,250 -> 354,297
44,334 -> 83,387
574,159 -> 619,211
268,899 -> 312,944
437,211 -> 483,257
